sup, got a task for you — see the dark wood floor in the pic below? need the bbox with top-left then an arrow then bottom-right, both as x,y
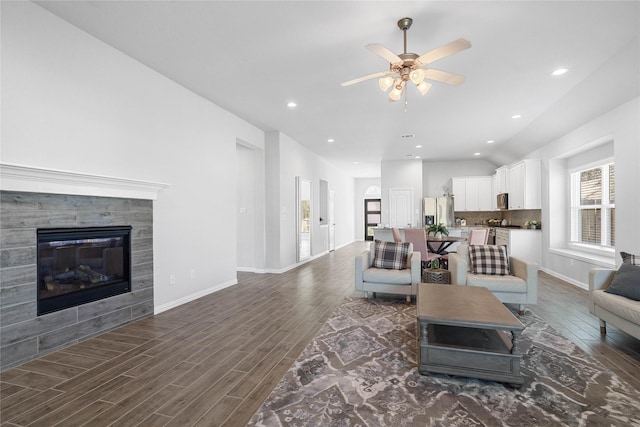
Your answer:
1,242 -> 639,426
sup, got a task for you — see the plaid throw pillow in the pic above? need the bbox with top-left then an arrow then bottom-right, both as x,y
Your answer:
372,240 -> 410,270
469,245 -> 510,275
621,251 -> 640,266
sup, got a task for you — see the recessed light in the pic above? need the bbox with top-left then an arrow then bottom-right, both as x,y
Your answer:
327,138 -> 335,143
474,152 -> 481,156
287,101 -> 297,108
552,67 -> 569,76
415,145 -> 422,148
353,161 -> 359,165
415,156 -> 421,159
486,140 -> 494,144
512,114 -> 522,119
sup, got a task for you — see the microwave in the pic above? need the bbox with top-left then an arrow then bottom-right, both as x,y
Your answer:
497,193 -> 509,210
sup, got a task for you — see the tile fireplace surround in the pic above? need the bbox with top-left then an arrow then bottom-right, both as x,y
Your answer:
0,164 -> 167,370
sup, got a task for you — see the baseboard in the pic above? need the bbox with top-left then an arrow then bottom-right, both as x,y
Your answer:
263,250 -> 328,274
248,240 -> 357,274
237,267 -> 266,273
154,279 -> 237,314
540,267 -> 588,290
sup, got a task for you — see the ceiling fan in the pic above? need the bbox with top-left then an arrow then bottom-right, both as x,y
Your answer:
341,17 -> 471,103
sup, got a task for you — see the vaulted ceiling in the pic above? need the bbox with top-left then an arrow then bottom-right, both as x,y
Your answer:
36,1 -> 639,177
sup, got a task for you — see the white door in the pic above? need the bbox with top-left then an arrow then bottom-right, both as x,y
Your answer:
389,189 -> 412,228
329,190 -> 335,251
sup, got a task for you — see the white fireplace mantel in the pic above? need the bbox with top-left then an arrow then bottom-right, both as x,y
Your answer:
0,163 -> 169,200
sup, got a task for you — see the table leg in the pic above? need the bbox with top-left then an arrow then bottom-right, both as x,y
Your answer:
420,322 -> 429,346
511,330 -> 521,355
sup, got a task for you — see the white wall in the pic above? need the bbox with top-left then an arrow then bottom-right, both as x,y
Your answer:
532,97 -> 640,287
422,160 -> 497,197
265,131 -> 355,271
2,2 -> 265,311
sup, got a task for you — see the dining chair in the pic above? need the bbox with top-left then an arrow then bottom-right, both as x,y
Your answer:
403,228 -> 441,269
468,228 -> 490,245
392,227 -> 403,242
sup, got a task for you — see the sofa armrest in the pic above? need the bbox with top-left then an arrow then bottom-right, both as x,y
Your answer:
511,256 -> 538,304
354,250 -> 371,290
589,268 -> 616,315
448,252 -> 468,286
410,251 -> 421,285
589,268 -> 616,292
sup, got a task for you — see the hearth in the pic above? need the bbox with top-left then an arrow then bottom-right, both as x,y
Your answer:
37,226 -> 132,315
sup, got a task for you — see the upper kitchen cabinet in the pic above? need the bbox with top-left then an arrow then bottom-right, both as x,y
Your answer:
494,166 -> 509,194
507,159 -> 541,210
450,176 -> 492,211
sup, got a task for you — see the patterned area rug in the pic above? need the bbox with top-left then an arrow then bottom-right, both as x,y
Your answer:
248,297 -> 640,426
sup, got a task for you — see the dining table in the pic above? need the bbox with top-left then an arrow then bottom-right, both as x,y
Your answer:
426,235 -> 467,255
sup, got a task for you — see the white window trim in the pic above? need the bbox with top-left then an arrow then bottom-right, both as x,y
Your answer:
568,158 -> 614,255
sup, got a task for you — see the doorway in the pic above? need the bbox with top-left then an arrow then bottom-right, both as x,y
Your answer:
329,190 -> 335,251
389,188 -> 412,228
296,177 -> 312,262
364,198 -> 381,241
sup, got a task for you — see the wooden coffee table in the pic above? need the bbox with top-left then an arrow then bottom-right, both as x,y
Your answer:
417,283 -> 525,385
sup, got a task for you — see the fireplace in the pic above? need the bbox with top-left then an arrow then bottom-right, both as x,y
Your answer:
37,226 -> 132,315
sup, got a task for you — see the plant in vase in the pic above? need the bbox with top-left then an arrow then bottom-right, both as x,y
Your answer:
430,257 -> 440,270
426,223 -> 449,237
524,220 -> 540,229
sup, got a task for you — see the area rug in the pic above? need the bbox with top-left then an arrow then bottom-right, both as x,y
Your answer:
248,297 -> 640,426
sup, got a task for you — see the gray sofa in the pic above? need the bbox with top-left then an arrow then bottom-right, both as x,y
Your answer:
355,242 -> 421,302
448,244 -> 538,315
589,268 -> 640,340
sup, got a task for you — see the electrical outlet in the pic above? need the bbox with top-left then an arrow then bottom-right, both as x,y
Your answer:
190,269 -> 196,279
169,274 -> 176,285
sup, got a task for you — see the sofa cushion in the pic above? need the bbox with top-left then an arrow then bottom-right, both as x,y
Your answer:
605,263 -> 640,301
466,273 -> 527,293
592,289 -> 640,325
363,267 -> 412,284
621,251 -> 640,266
372,240 -> 410,270
468,245 -> 510,275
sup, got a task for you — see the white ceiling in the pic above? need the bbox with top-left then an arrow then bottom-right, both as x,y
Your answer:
35,1 -> 639,177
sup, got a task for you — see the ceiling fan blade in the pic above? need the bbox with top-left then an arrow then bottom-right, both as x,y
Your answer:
366,43 -> 403,65
416,38 -> 471,66
424,69 -> 466,86
341,71 -> 390,87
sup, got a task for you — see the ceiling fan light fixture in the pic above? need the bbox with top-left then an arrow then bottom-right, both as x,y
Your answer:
389,86 -> 403,101
409,68 -> 425,85
378,76 -> 394,92
416,81 -> 432,96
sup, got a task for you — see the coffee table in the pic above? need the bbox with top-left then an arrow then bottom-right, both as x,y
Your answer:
417,283 -> 525,385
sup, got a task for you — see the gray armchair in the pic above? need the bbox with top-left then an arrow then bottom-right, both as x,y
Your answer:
355,242 -> 421,302
448,244 -> 537,315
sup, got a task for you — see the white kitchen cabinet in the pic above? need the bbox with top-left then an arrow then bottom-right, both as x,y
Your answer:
451,177 -> 466,211
507,159 -> 541,210
495,228 -> 541,266
450,176 -> 492,211
477,177 -> 493,211
494,166 -> 508,194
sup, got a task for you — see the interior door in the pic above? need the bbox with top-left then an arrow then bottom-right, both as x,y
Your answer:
389,189 -> 412,228
329,190 -> 335,251
364,198 -> 381,241
296,177 -> 312,262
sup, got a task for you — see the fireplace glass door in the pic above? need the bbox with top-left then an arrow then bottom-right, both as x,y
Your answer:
37,226 -> 132,315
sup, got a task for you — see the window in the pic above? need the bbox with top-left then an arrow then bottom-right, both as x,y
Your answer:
570,162 -> 615,251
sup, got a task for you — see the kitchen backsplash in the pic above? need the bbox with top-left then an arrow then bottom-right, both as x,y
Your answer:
454,209 -> 541,228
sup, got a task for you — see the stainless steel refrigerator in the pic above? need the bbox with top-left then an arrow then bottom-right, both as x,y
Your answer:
423,196 -> 455,227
